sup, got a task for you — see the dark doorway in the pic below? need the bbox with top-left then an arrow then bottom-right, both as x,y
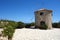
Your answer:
40,21 -> 48,29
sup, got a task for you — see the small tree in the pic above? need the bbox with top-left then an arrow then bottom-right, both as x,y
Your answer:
2,26 -> 15,40
2,20 -> 17,40
25,23 -> 31,28
39,24 -> 48,29
52,22 -> 60,28
16,22 -> 25,28
30,22 -> 35,26
38,21 -> 48,29
25,22 -> 35,28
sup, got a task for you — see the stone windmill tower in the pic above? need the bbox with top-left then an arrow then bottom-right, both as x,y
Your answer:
34,8 -> 52,29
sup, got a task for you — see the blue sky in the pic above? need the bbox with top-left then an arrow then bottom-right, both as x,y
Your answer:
0,0 -> 60,23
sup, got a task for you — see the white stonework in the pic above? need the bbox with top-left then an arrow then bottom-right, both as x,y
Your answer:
12,28 -> 60,40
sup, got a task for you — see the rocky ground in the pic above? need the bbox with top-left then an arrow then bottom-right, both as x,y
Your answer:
0,28 -> 8,40
12,28 -> 60,40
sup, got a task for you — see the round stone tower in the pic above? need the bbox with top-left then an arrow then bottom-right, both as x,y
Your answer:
34,8 -> 52,29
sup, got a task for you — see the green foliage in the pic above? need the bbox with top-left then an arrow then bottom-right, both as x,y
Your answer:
30,22 -> 35,26
39,24 -> 48,29
0,20 -> 17,28
52,22 -> 60,28
25,23 -> 31,28
0,19 -> 17,40
2,26 -> 15,38
16,22 -> 25,28
25,22 -> 35,28
8,22 -> 17,28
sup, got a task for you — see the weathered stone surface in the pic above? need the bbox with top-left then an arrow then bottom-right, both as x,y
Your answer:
12,28 -> 60,40
35,9 -> 52,29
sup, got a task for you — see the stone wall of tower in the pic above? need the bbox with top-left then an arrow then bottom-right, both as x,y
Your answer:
35,9 -> 52,29
44,12 -> 52,29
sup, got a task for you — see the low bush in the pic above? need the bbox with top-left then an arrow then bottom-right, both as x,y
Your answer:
16,22 -> 25,28
39,24 -> 48,29
52,22 -> 60,28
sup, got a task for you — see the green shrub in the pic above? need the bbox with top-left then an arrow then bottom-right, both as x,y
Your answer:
52,22 -> 60,28
39,24 -> 48,29
16,22 -> 25,28
25,23 -> 31,28
25,22 -> 35,28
